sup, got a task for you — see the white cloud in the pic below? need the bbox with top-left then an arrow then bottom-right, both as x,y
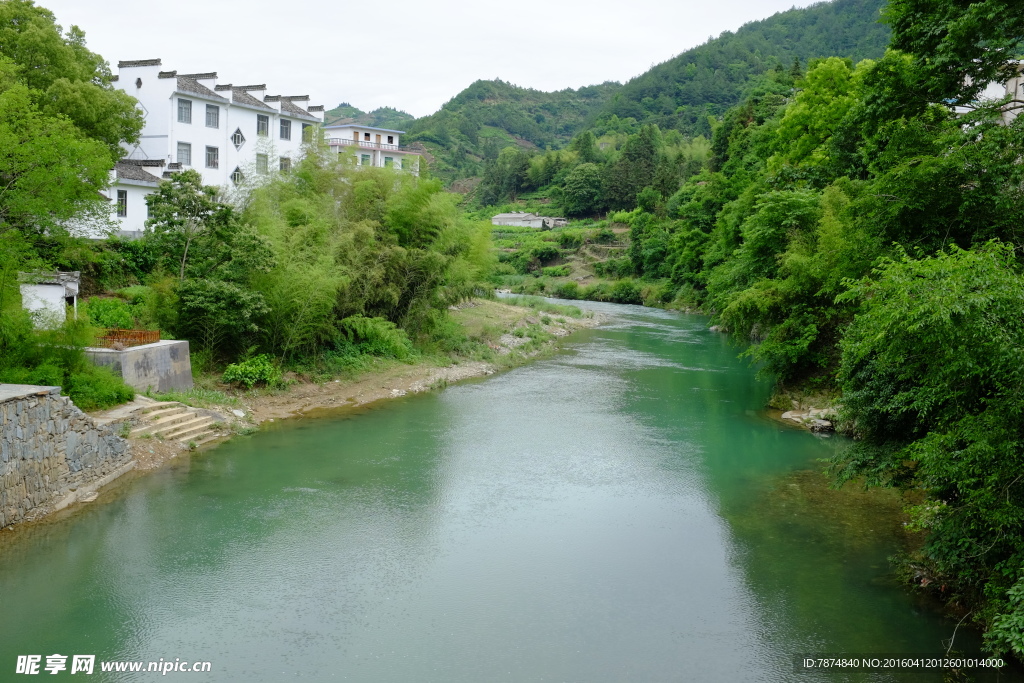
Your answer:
42,0 -> 816,118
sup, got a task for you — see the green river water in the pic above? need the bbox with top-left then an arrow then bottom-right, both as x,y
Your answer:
1,301 -> 1018,681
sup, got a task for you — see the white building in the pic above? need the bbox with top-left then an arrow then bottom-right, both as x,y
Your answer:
953,61 -> 1024,125
18,272 -> 80,328
103,59 -> 325,235
491,212 -> 567,229
323,122 -> 420,174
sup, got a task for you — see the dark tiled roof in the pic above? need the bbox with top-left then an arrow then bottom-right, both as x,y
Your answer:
177,76 -> 229,102
118,59 -> 161,68
231,89 -> 273,110
214,84 -> 232,91
284,95 -> 310,101
281,99 -> 318,121
115,161 -> 162,183
158,71 -> 177,79
167,162 -> 182,170
263,95 -> 282,102
121,159 -> 166,167
236,84 -> 266,91
179,72 -> 217,80
307,105 -> 324,112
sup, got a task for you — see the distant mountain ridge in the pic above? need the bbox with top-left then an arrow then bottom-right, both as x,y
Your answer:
325,0 -> 890,183
323,103 -> 415,131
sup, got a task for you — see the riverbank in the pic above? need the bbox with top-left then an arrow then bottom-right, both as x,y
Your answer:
108,297 -> 606,474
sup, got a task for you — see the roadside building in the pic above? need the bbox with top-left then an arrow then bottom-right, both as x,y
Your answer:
323,122 -> 420,174
103,59 -> 325,236
491,212 -> 567,229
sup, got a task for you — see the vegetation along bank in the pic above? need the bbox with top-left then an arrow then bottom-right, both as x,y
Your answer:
4,0 -> 1024,660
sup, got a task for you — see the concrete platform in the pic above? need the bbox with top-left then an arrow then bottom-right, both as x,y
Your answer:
85,340 -> 193,393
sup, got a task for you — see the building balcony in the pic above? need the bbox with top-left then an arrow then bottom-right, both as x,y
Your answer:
327,138 -> 419,154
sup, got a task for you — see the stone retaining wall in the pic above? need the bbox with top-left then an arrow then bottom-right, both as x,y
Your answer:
0,384 -> 132,528
85,340 -> 193,393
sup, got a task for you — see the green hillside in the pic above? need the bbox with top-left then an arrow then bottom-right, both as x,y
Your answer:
404,0 -> 888,184
404,80 -> 622,181
596,0 -> 890,136
323,103 -> 415,131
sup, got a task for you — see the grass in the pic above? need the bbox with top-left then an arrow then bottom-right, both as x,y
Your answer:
146,386 -> 241,409
500,295 -> 585,318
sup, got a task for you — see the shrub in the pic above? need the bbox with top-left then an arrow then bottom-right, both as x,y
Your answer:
222,354 -> 282,389
65,364 -> 135,410
338,315 -> 414,360
553,281 -> 580,299
85,297 -> 135,329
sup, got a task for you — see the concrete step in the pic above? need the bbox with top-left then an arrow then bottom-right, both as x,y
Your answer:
140,405 -> 186,422
191,432 -> 225,449
129,411 -> 195,437
161,416 -> 216,442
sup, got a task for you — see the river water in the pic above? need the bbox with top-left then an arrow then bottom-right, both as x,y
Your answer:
1,302 -> 1016,681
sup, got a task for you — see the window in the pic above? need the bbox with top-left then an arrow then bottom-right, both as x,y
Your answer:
257,114 -> 269,136
206,104 -> 219,128
205,146 -> 219,169
387,135 -> 394,145
363,132 -> 370,141
256,153 -> 268,174
177,98 -> 192,124
280,119 -> 291,140
279,157 -> 291,172
302,123 -> 312,142
230,167 -> 243,184
384,157 -> 393,167
231,128 -> 245,150
360,154 -> 371,166
177,142 -> 191,166
116,190 -> 127,217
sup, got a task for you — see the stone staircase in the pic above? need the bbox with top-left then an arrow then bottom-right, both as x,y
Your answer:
129,400 -> 223,448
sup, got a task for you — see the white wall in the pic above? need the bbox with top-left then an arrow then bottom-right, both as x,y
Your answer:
19,285 -> 69,327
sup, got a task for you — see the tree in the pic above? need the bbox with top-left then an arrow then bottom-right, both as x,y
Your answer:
603,125 -> 660,210
835,244 -> 1024,639
0,0 -> 142,158
884,0 -> 1024,107
145,170 -> 232,281
560,163 -> 603,216
0,59 -> 112,234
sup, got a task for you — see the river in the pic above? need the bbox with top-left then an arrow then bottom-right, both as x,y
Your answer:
0,301 -> 1015,681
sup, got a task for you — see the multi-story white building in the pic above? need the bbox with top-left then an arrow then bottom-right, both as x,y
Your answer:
103,59 -> 325,235
323,122 -> 420,174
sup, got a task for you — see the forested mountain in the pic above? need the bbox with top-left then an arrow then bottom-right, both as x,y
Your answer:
405,0 -> 888,183
323,103 -> 415,131
596,0 -> 890,136
404,80 -> 621,181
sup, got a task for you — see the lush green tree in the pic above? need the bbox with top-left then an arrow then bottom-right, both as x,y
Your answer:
0,0 -> 142,157
604,125 -> 660,210
885,0 -> 1024,107
0,65 -> 113,234
560,163 -> 604,216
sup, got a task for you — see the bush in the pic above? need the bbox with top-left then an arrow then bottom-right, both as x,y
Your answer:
338,315 -> 414,360
65,364 -> 135,410
84,297 -> 134,329
222,354 -> 282,389
553,281 -> 580,299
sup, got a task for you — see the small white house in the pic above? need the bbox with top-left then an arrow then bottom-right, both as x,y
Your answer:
19,272 -> 80,328
954,61 -> 1024,125
491,212 -> 567,229
323,122 -> 420,174
102,59 -> 325,236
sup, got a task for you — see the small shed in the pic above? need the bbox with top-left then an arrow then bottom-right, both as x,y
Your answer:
491,212 -> 567,229
19,271 -> 80,328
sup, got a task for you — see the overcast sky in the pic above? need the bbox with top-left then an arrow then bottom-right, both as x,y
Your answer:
41,0 -> 815,118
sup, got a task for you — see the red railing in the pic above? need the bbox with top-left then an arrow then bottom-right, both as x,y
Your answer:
95,329 -> 160,348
